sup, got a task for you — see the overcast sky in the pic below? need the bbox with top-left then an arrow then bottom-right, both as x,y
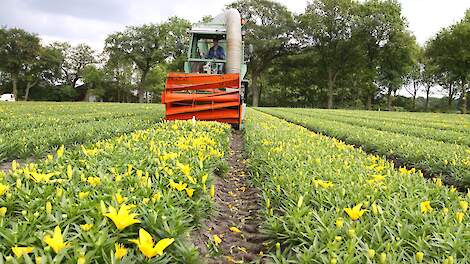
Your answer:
1,0 -> 469,52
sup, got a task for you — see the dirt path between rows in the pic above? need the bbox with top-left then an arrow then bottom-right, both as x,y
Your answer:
193,131 -> 267,264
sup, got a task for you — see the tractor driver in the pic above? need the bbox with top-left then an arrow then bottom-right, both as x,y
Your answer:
207,39 -> 225,60
207,39 -> 225,74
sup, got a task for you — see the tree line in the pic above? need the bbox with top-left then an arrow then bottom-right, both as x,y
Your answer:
0,0 -> 469,113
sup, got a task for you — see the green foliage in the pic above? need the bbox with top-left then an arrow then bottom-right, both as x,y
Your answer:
104,17 -> 190,103
0,102 -> 164,161
228,0 -> 295,106
0,28 -> 41,98
245,109 -> 470,263
0,119 -> 230,262
260,107 -> 470,185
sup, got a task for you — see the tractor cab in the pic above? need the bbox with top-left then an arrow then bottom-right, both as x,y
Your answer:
185,26 -> 228,75
162,9 -> 248,129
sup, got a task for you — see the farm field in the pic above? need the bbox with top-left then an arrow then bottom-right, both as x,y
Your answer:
0,102 -> 164,162
0,116 -> 230,262
259,107 -> 470,187
246,109 -> 470,263
0,102 -> 469,263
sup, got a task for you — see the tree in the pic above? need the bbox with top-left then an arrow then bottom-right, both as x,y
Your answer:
105,18 -> 189,103
0,28 -> 41,99
160,17 -> 191,72
426,10 -> 470,114
299,0 -> 358,109
23,46 -> 63,101
103,58 -> 136,102
425,29 -> 458,111
52,42 -> 96,89
421,57 -> 437,112
378,30 -> 416,111
354,0 -> 409,110
228,0 -> 295,106
405,45 -> 424,111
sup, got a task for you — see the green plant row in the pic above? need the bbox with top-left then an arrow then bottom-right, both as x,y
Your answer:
321,109 -> 470,134
329,108 -> 470,127
0,103 -> 163,133
284,108 -> 470,146
0,108 -> 164,162
0,110 -> 151,134
245,109 -> 470,263
259,108 -> 470,186
0,120 -> 230,263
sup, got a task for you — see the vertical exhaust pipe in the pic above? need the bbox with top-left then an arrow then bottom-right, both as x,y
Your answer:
225,9 -> 242,75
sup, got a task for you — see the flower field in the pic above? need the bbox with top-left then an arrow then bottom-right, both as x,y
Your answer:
245,109 -> 470,263
0,102 -> 164,161
0,119 -> 230,262
1,102 -> 470,263
258,108 -> 470,186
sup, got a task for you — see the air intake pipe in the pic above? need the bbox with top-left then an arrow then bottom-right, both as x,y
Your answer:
224,9 -> 242,74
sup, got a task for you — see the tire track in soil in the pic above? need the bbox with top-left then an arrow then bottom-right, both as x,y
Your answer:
193,130 -> 268,264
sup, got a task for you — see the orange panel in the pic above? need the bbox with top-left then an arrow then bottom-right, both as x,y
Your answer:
162,72 -> 242,125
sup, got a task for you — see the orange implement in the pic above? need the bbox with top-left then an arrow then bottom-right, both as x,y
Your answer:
162,72 -> 243,126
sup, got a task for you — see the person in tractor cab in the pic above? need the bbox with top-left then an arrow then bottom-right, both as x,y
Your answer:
207,39 -> 225,60
207,39 -> 225,74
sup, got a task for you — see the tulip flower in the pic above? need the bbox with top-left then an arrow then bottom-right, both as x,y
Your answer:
104,203 -> 141,230
12,246 -> 34,258
43,226 -> 68,253
130,228 -> 174,258
344,203 -> 366,220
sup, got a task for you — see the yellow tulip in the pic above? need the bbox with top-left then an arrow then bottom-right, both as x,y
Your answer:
179,163 -> 191,176
416,252 -> 424,263
67,165 -> 73,178
459,201 -> 468,212
420,201 -> 433,214
115,193 -> 124,204
229,226 -> 241,233
104,203 -> 141,230
79,191 -> 90,199
456,212 -> 464,223
185,188 -> 195,198
46,202 -> 52,215
80,223 -> 93,232
344,203 -> 366,220
0,207 -> 7,217
210,184 -> 215,199
0,183 -> 9,196
130,228 -> 174,258
56,145 -> 65,158
12,246 -> 34,258
201,174 -> 208,184
77,256 -> 86,264
114,243 -> 127,260
43,226 -> 68,253
335,218 -> 344,228
213,234 -> 222,246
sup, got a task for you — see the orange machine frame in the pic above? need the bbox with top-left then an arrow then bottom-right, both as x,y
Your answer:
162,72 -> 243,125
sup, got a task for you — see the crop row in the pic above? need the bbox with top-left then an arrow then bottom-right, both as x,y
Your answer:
327,108 -> 470,131
245,109 -> 470,263
259,108 -> 470,186
0,103 -> 163,133
284,108 -> 470,146
0,109 -> 164,162
0,120 -> 230,262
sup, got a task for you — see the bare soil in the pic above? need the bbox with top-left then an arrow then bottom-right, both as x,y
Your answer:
193,131 -> 267,264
